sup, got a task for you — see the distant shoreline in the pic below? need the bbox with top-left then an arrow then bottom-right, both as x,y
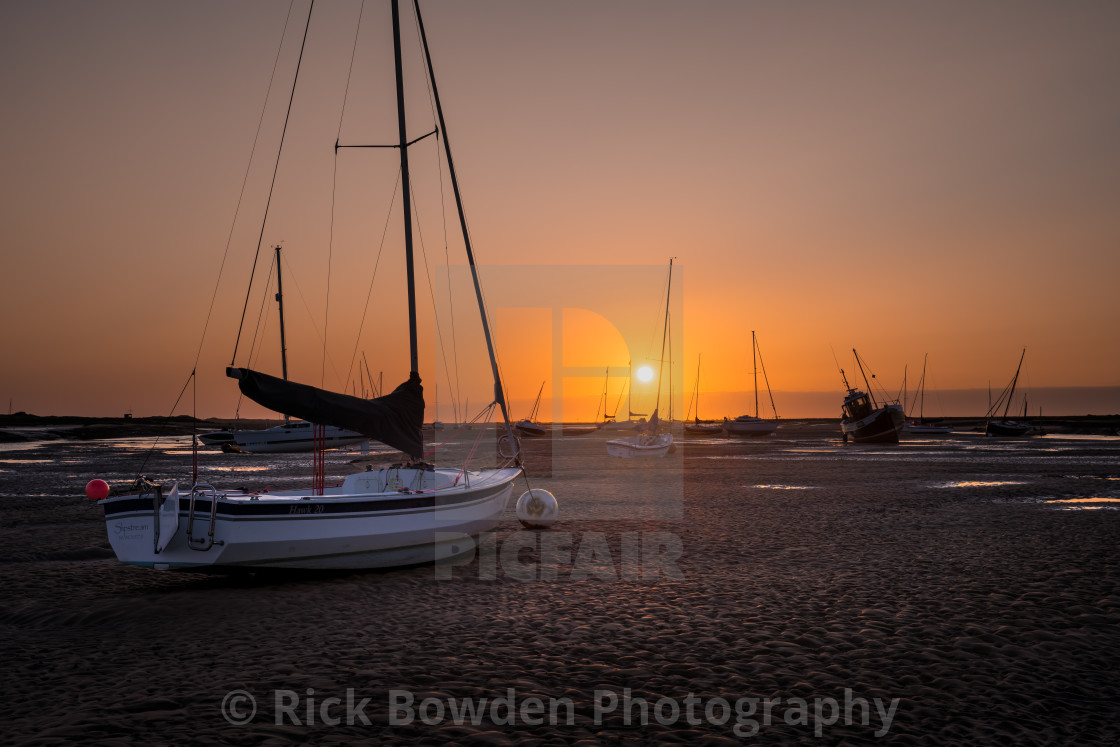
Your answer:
0,414 -> 278,443
3,412 -> 1119,442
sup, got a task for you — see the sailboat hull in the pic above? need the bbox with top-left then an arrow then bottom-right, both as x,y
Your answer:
606,433 -> 673,457
841,405 -> 905,444
985,420 -> 1033,437
201,423 -> 369,453
903,422 -> 953,435
514,420 -> 548,438
684,422 -> 722,435
724,417 -> 778,436
101,468 -> 520,570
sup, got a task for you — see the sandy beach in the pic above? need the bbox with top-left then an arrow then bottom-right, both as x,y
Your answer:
2,428 -> 1119,745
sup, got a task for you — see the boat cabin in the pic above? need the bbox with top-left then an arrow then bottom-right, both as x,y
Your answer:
842,389 -> 874,421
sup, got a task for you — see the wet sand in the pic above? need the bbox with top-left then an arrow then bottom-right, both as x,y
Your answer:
2,430 -> 1119,745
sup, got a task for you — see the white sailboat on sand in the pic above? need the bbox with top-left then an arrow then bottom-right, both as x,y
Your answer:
724,331 -> 779,436
97,0 -> 528,570
607,260 -> 675,458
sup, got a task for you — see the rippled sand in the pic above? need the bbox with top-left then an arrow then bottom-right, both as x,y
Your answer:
2,429 -> 1119,745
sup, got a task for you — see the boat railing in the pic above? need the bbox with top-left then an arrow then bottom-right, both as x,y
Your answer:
186,483 -> 222,551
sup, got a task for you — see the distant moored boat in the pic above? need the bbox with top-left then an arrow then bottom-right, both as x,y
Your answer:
985,348 -> 1035,437
724,331 -> 779,437
839,349 -> 905,444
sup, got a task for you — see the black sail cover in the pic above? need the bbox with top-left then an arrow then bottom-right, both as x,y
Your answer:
227,367 -> 424,459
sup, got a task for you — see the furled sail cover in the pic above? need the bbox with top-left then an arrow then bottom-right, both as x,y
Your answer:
227,367 -> 425,459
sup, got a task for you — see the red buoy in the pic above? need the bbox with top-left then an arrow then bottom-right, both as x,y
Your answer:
85,479 -> 110,501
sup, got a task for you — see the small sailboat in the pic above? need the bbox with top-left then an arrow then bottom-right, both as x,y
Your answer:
592,367 -> 615,430
514,381 -> 548,437
599,363 -> 643,431
985,348 -> 1034,437
97,0 -> 526,570
198,246 -> 369,454
724,331 -> 779,436
903,354 -> 952,435
607,260 -> 675,458
840,349 -> 905,443
684,355 -> 722,435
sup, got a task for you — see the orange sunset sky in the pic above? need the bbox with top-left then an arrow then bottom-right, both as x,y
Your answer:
2,1 -> 1119,421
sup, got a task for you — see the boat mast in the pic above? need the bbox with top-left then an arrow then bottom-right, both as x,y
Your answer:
755,333 -> 779,420
919,354 -> 928,421
412,0 -> 516,445
628,361 -> 633,418
752,330 -> 759,418
1002,348 -> 1026,420
392,0 -> 420,378
668,310 -> 673,422
902,365 -> 908,416
853,349 -> 878,408
601,367 -> 609,422
653,259 -> 673,417
274,246 -> 289,383
274,245 -> 290,423
694,355 -> 702,423
529,381 -> 544,422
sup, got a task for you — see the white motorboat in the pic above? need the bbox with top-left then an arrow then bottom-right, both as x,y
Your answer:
903,421 -> 952,435
723,415 -> 778,436
199,421 -> 368,454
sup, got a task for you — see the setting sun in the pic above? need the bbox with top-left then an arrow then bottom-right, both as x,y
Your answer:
636,366 -> 655,383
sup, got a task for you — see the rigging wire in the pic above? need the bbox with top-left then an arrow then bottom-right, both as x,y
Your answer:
411,178 -> 461,426
245,256 -> 278,375
231,0 -> 317,367
345,170 -> 401,391
132,1 -> 297,479
754,335 -> 779,419
410,13 -> 463,425
278,250 -> 348,387
324,0 -> 368,389
410,0 -> 516,444
684,355 -> 699,421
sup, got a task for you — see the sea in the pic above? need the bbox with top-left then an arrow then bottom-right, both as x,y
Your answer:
2,423 -> 1118,508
